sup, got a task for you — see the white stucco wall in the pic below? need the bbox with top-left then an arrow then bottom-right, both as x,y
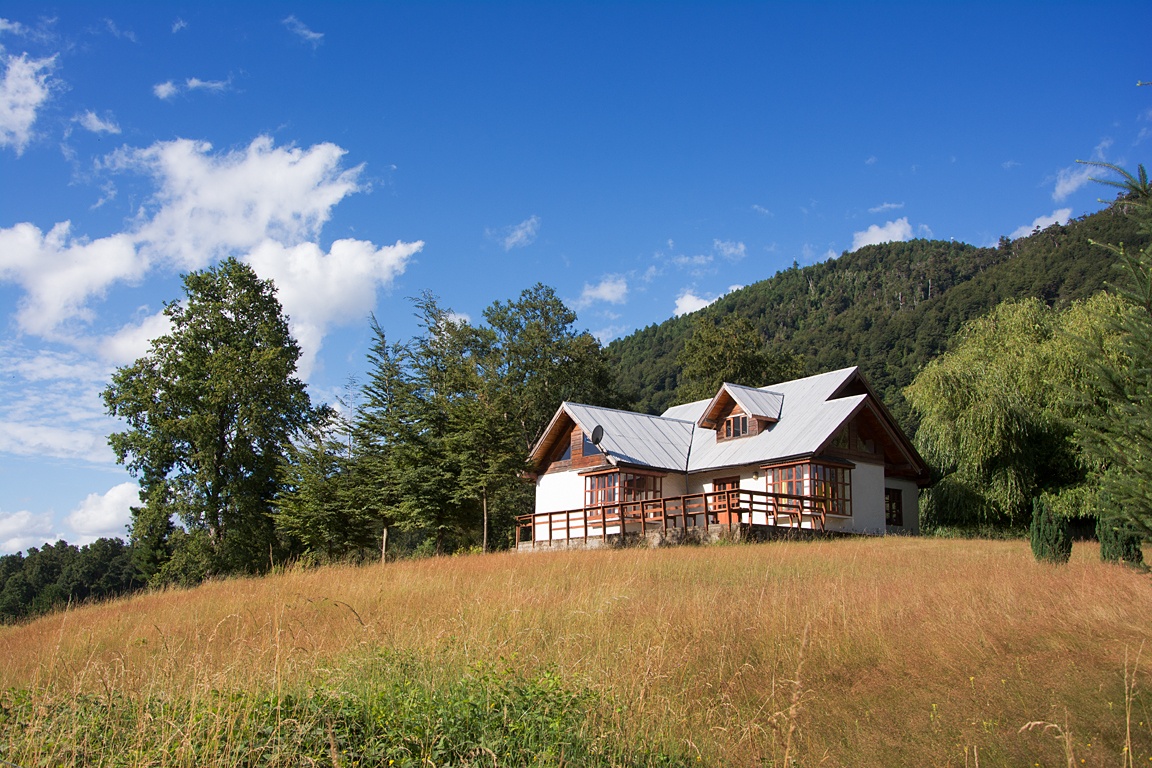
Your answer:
884,478 -> 921,535
820,461 -> 885,534
536,471 -> 585,514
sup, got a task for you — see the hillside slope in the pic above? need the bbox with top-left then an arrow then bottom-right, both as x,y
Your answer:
1,538 -> 1148,766
608,204 -> 1146,428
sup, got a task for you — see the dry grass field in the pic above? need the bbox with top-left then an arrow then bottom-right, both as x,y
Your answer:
1,536 -> 1150,766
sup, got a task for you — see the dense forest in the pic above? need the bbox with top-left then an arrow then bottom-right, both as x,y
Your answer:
607,203 -> 1146,429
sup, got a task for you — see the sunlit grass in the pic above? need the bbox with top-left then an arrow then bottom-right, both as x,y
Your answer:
1,537 -> 1149,765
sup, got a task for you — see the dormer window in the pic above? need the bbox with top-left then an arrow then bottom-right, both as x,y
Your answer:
724,414 -> 749,438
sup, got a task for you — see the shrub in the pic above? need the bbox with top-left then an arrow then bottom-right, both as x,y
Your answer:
1097,513 -> 1145,566
1030,496 -> 1071,564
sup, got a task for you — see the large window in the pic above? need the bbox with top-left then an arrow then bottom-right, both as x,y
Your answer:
885,488 -> 903,526
584,471 -> 662,507
764,460 -> 852,516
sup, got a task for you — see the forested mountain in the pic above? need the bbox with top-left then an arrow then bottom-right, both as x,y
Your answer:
607,204 -> 1147,431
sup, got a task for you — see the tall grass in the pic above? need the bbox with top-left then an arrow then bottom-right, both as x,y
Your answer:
1,537 -> 1149,766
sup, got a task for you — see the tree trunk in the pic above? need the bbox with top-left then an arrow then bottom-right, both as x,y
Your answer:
381,524 -> 389,562
482,489 -> 488,554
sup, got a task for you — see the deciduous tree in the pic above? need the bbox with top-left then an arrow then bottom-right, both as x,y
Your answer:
103,258 -> 314,580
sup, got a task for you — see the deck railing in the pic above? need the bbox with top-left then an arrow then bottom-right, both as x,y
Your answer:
516,488 -> 845,548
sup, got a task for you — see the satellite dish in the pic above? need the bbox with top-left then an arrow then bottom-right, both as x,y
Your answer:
590,425 -> 604,446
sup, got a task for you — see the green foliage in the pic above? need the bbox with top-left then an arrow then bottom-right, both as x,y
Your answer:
676,314 -> 805,402
103,258 -> 315,581
1096,505 -> 1144,566
0,539 -> 140,623
1030,496 -> 1071,564
349,285 -> 621,555
608,209 -> 1148,420
0,659 -> 686,766
275,408 -> 378,564
1077,163 -> 1152,537
907,294 -> 1130,530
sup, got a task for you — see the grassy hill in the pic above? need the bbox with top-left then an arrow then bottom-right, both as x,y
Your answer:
2,537 -> 1149,766
608,204 -> 1147,428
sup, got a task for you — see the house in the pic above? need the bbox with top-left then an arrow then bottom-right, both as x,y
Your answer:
517,366 -> 930,549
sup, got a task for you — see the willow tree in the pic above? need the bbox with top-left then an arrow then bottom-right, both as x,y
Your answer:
104,258 -> 314,580
905,293 -> 1131,531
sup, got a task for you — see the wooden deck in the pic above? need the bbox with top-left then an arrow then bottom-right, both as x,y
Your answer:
516,488 -> 847,549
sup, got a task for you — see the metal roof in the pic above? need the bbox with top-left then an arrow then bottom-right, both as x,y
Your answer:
559,402 -> 695,473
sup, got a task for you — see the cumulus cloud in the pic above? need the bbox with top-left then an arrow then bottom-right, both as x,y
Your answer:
493,215 -> 540,250
0,508 -> 55,555
245,236 -> 424,378
0,19 -> 29,35
0,52 -> 55,154
186,76 -> 229,92
868,202 -> 904,213
65,482 -> 138,543
283,16 -> 323,47
99,310 -> 172,365
152,80 -> 177,99
575,275 -> 628,309
851,217 -> 914,252
674,289 -> 716,316
1,135 -> 416,355
1009,208 -> 1071,240
0,221 -> 144,336
116,136 -> 364,268
77,110 -> 120,134
751,204 -> 773,217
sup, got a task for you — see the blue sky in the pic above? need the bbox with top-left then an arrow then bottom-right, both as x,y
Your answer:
0,2 -> 1149,554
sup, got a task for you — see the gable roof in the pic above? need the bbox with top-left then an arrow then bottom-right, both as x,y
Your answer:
696,383 -> 784,428
530,366 -> 929,481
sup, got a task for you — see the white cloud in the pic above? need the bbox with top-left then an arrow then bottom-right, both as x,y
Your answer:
153,80 -> 177,99
172,18 -> 188,33
713,239 -> 746,261
494,215 -> 540,250
118,136 -> 364,268
103,19 -> 137,43
65,482 -> 138,543
0,221 -> 144,336
185,76 -> 229,92
0,19 -> 29,35
245,236 -> 424,378
865,156 -> 877,165
575,275 -> 628,309
0,420 -> 111,463
0,52 -> 55,154
1053,139 -> 1113,202
673,253 -> 711,267
1053,164 -> 1096,202
283,15 -> 324,47
851,217 -> 914,252
751,204 -> 773,217
1002,160 -> 1020,170
1009,208 -> 1071,240
674,289 -> 716,317
0,508 -> 55,555
77,110 -> 121,135
868,202 -> 904,213
99,310 -> 172,365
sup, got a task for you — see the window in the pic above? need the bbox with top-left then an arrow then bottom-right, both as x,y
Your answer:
723,414 -> 749,438
584,472 -> 662,507
581,432 -> 601,457
885,488 -> 903,526
765,461 -> 853,516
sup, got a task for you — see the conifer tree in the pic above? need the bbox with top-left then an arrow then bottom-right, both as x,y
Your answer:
1030,496 -> 1071,564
